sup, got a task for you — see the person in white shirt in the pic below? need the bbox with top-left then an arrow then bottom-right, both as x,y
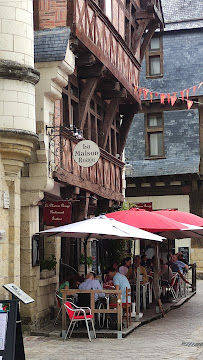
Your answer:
119,257 -> 131,276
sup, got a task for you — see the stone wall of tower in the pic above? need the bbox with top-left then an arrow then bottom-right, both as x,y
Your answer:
0,0 -> 39,297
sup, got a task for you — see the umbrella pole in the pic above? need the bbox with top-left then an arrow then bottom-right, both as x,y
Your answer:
131,239 -> 136,317
84,235 -> 91,276
167,238 -> 170,300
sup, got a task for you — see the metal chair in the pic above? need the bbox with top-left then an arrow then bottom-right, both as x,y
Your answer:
64,301 -> 96,342
54,291 -> 63,325
165,273 -> 179,301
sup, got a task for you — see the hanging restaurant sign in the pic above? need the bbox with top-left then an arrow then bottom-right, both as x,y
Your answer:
43,201 -> 72,226
73,140 -> 100,167
134,202 -> 153,211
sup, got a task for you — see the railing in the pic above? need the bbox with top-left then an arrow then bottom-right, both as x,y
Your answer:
68,0 -> 140,101
189,263 -> 197,292
61,289 -> 123,338
53,131 -> 124,201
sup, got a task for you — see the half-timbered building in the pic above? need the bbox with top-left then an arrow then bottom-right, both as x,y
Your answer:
0,0 -> 163,328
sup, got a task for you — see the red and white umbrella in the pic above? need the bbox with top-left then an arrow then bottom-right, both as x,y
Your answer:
154,209 -> 203,238
155,209 -> 203,227
105,208 -> 188,233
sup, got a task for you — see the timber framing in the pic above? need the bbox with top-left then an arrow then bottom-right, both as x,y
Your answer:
119,103 -> 140,153
54,169 -> 124,202
79,77 -> 99,130
101,98 -> 120,149
126,173 -> 200,197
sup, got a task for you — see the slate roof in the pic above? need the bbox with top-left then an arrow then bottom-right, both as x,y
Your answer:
128,156 -> 200,178
34,27 -> 71,62
161,0 -> 203,30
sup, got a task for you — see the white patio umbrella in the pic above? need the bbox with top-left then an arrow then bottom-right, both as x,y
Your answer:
38,215 -> 164,241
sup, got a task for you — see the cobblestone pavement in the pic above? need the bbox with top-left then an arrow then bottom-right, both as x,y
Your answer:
24,281 -> 203,360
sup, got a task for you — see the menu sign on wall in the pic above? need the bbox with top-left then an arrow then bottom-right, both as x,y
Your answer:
43,201 -> 72,226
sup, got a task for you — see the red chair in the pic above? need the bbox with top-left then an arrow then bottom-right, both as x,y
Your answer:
109,287 -> 131,328
54,291 -> 63,325
64,301 -> 96,342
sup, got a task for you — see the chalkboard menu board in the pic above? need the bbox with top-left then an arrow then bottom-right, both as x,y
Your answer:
1,284 -> 35,360
178,246 -> 190,264
0,299 -> 18,360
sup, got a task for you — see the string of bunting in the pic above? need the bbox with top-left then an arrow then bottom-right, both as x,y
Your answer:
135,82 -> 203,110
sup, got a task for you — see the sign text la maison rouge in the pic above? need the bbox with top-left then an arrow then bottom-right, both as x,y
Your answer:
73,140 -> 100,167
43,201 -> 72,226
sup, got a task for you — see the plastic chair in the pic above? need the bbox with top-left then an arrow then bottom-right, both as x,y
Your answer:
54,291 -> 63,325
64,301 -> 96,342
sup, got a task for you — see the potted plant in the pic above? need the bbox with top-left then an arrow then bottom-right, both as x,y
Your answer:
40,255 -> 57,279
79,254 -> 93,275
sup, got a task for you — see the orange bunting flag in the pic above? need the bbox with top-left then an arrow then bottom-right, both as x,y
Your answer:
154,92 -> 158,97
167,94 -> 171,104
173,92 -> 177,97
171,95 -> 177,106
187,100 -> 193,110
180,90 -> 185,101
160,93 -> 166,104
143,88 -> 149,99
186,89 -> 189,99
150,92 -> 153,102
139,88 -> 142,97
197,82 -> 203,90
193,85 -> 197,96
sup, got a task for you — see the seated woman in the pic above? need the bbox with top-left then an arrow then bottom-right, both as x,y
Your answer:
159,259 -> 173,282
58,278 -> 69,304
119,256 -> 131,276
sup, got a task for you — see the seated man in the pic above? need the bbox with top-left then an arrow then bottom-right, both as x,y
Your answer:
106,267 -> 131,304
168,254 -> 191,286
170,254 -> 188,274
127,255 -> 148,284
79,272 -> 105,302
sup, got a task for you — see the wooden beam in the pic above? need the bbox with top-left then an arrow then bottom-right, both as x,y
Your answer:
79,77 -> 98,130
135,11 -> 155,20
76,53 -> 96,66
132,19 -> 150,55
101,98 -> 120,149
101,89 -> 127,100
119,104 -> 139,154
98,80 -> 120,92
140,21 -> 158,62
53,169 -> 124,202
77,64 -> 106,78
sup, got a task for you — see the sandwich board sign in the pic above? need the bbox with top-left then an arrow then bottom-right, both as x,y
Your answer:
0,284 -> 34,360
